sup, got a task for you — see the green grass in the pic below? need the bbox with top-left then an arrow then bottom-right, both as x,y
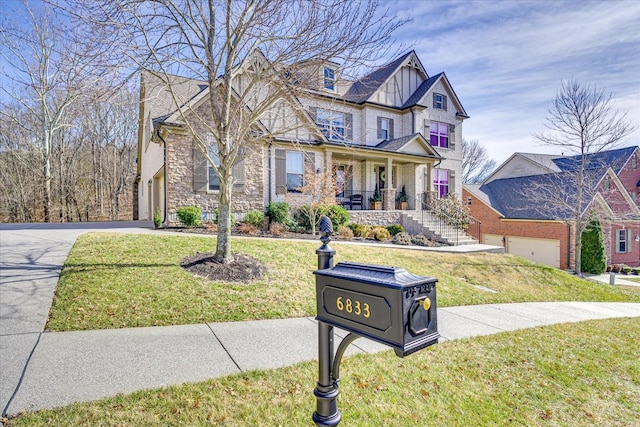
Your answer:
46,233 -> 640,331
10,318 -> 640,426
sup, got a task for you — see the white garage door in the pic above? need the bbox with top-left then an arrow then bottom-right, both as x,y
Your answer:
483,234 -> 504,246
507,236 -> 560,268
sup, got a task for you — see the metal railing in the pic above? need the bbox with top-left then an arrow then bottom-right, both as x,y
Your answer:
414,192 -> 481,246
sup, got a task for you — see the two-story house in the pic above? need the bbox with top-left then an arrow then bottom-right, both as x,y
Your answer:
463,146 -> 640,269
135,50 -> 469,235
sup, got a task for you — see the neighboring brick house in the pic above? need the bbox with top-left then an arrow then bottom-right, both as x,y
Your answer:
135,50 -> 468,225
463,146 -> 640,269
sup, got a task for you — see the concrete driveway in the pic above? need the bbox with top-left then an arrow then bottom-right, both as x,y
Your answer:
0,221 -> 153,415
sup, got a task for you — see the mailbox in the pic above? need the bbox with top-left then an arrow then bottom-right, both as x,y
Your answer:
315,261 -> 439,357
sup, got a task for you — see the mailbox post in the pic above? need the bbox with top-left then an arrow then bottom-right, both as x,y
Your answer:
312,216 -> 439,426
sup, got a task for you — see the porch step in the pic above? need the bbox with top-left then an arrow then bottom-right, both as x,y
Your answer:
402,211 -> 478,246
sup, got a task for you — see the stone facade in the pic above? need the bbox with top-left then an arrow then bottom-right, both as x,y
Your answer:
165,127 -> 265,222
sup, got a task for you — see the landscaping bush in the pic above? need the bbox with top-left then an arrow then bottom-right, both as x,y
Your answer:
411,234 -> 430,246
346,223 -> 369,238
214,208 -> 235,225
153,208 -> 162,228
238,222 -> 258,235
386,224 -> 405,236
243,210 -> 264,228
392,231 -> 412,245
268,222 -> 286,236
367,226 -> 390,241
581,220 -> 607,274
622,266 -> 632,275
337,225 -> 354,240
176,206 -> 202,227
326,205 -> 350,229
266,201 -> 292,226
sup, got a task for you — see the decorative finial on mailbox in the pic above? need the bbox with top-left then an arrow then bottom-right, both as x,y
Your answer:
319,215 -> 333,245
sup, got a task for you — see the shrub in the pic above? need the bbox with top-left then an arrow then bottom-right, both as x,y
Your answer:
293,204 -> 324,232
367,226 -> 390,241
176,206 -> 202,227
337,226 -> 354,240
411,234 -> 430,246
611,264 -> 622,273
392,232 -> 412,245
238,222 -> 258,235
346,223 -> 369,238
386,224 -> 405,236
244,210 -> 264,228
266,201 -> 292,226
153,208 -> 162,228
268,222 -> 286,236
214,209 -> 236,225
326,205 -> 350,229
622,266 -> 632,275
581,220 -> 607,274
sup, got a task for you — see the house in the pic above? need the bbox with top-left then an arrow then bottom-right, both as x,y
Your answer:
134,50 -> 469,238
463,146 -> 640,269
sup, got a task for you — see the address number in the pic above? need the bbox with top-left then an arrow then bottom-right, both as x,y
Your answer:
336,297 -> 371,318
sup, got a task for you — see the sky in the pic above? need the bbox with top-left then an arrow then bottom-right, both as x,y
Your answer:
389,0 -> 640,164
1,0 -> 638,166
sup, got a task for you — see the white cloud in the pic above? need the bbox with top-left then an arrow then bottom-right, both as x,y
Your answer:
389,0 -> 640,165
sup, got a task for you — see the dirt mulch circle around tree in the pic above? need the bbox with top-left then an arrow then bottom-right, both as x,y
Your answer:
180,251 -> 267,284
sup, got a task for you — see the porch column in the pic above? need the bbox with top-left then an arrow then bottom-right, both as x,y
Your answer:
383,157 -> 394,210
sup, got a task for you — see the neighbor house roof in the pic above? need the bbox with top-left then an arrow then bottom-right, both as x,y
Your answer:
552,146 -> 637,175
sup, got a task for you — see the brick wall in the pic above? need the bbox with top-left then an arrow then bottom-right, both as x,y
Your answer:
463,188 -> 573,270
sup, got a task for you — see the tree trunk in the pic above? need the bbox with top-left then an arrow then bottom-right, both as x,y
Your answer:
214,173 -> 234,264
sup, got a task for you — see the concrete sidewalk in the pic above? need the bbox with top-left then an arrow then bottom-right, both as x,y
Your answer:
2,302 -> 639,416
1,222 -> 640,417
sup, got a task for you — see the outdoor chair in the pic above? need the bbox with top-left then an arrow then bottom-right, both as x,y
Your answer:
349,194 -> 364,210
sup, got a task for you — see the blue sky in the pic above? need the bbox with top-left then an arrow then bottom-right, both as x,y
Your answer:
390,0 -> 640,164
2,0 -> 638,165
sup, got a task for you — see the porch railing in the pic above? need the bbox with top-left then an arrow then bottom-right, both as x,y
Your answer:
336,190 -> 384,211
415,192 -> 481,246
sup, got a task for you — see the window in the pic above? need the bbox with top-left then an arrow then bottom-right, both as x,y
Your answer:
433,169 -> 449,198
603,177 -> 610,192
323,67 -> 335,90
208,146 -> 220,191
317,108 -> 346,141
616,229 -> 632,253
286,151 -> 304,192
430,122 -> 449,148
433,93 -> 447,110
377,117 -> 393,140
633,156 -> 637,169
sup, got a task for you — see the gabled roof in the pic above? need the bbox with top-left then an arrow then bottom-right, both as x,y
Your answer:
477,171 -> 600,220
343,50 -> 422,104
552,146 -> 637,175
400,73 -> 442,109
375,133 -> 440,157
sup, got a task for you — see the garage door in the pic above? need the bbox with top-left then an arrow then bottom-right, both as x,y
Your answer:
507,236 -> 560,268
483,234 -> 504,247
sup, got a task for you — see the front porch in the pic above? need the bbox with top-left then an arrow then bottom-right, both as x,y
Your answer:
336,190 -> 439,211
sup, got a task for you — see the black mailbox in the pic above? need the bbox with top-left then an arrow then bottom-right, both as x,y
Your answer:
315,261 -> 439,357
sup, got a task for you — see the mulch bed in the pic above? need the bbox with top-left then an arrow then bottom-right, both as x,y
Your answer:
180,251 -> 268,284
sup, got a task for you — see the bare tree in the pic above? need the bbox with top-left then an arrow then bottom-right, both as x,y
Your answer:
288,161 -> 337,236
0,2 -> 113,222
461,138 -> 496,184
67,0 -> 403,263
528,79 -> 635,275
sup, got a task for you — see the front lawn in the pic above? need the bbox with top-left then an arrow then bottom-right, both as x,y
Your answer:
11,318 -> 640,426
46,233 -> 640,331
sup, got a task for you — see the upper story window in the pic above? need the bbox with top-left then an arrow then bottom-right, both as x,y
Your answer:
633,156 -> 637,169
603,176 -> 610,192
323,67 -> 335,90
377,117 -> 394,140
430,121 -> 449,148
317,108 -> 345,141
433,93 -> 447,110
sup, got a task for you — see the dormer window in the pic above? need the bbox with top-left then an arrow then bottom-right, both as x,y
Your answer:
433,93 -> 447,110
323,67 -> 335,90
